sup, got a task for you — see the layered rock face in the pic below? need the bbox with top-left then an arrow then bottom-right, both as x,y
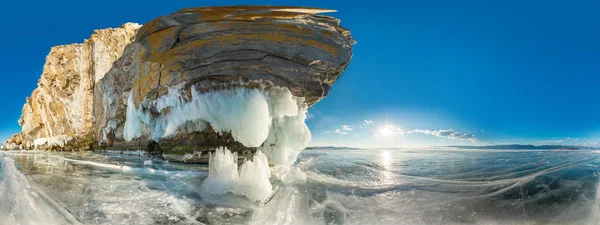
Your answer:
3,23 -> 141,150
5,6 -> 354,163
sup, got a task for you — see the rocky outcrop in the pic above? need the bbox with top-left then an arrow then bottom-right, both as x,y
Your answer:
94,7 -> 353,161
12,23 -> 141,150
5,6 -> 354,162
132,6 -> 353,107
2,134 -> 23,150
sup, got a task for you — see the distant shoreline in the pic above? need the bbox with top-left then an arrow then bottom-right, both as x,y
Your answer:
304,146 -> 367,150
448,144 -> 600,150
306,144 -> 600,150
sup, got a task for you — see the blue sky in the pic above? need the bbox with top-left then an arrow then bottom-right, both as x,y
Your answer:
1,0 -> 599,147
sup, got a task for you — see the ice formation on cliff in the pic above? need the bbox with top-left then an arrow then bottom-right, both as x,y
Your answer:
122,85 -> 311,201
123,86 -> 311,165
29,135 -> 73,149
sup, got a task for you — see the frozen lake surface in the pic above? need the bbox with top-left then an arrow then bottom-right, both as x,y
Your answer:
1,148 -> 599,225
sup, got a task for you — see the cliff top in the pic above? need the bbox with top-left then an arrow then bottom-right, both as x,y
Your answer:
177,6 -> 337,14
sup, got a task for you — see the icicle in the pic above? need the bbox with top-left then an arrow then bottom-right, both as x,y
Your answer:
121,85 -> 313,200
121,86 -> 311,167
200,147 -> 273,201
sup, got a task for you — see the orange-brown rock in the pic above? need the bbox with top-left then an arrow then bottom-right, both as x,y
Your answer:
94,6 -> 354,159
7,23 -> 141,150
5,6 -> 354,159
131,6 -> 353,107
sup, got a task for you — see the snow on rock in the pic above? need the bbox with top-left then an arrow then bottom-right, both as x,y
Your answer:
1,134 -> 23,150
29,135 -> 73,149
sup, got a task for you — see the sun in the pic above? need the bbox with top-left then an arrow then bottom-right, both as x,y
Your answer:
376,124 -> 402,138
378,126 -> 394,138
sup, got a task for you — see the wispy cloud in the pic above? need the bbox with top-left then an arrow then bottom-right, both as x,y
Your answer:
326,124 -> 355,135
334,129 -> 348,134
408,129 -> 478,142
359,119 -> 375,129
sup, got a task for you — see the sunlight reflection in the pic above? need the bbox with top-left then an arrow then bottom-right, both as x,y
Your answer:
379,150 -> 395,185
380,150 -> 392,168
592,182 -> 600,221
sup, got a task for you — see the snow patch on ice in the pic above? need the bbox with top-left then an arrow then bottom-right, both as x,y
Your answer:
200,147 -> 273,202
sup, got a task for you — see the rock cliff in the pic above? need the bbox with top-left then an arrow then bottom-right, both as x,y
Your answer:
3,6 -> 354,163
3,23 -> 141,150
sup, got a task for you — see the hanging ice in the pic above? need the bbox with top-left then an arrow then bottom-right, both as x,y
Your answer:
28,135 -> 73,149
122,85 -> 311,165
122,85 -> 312,201
200,147 -> 273,201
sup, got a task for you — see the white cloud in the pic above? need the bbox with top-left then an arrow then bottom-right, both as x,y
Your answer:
360,120 -> 375,129
334,129 -> 348,135
326,125 -> 354,135
408,129 -> 477,142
